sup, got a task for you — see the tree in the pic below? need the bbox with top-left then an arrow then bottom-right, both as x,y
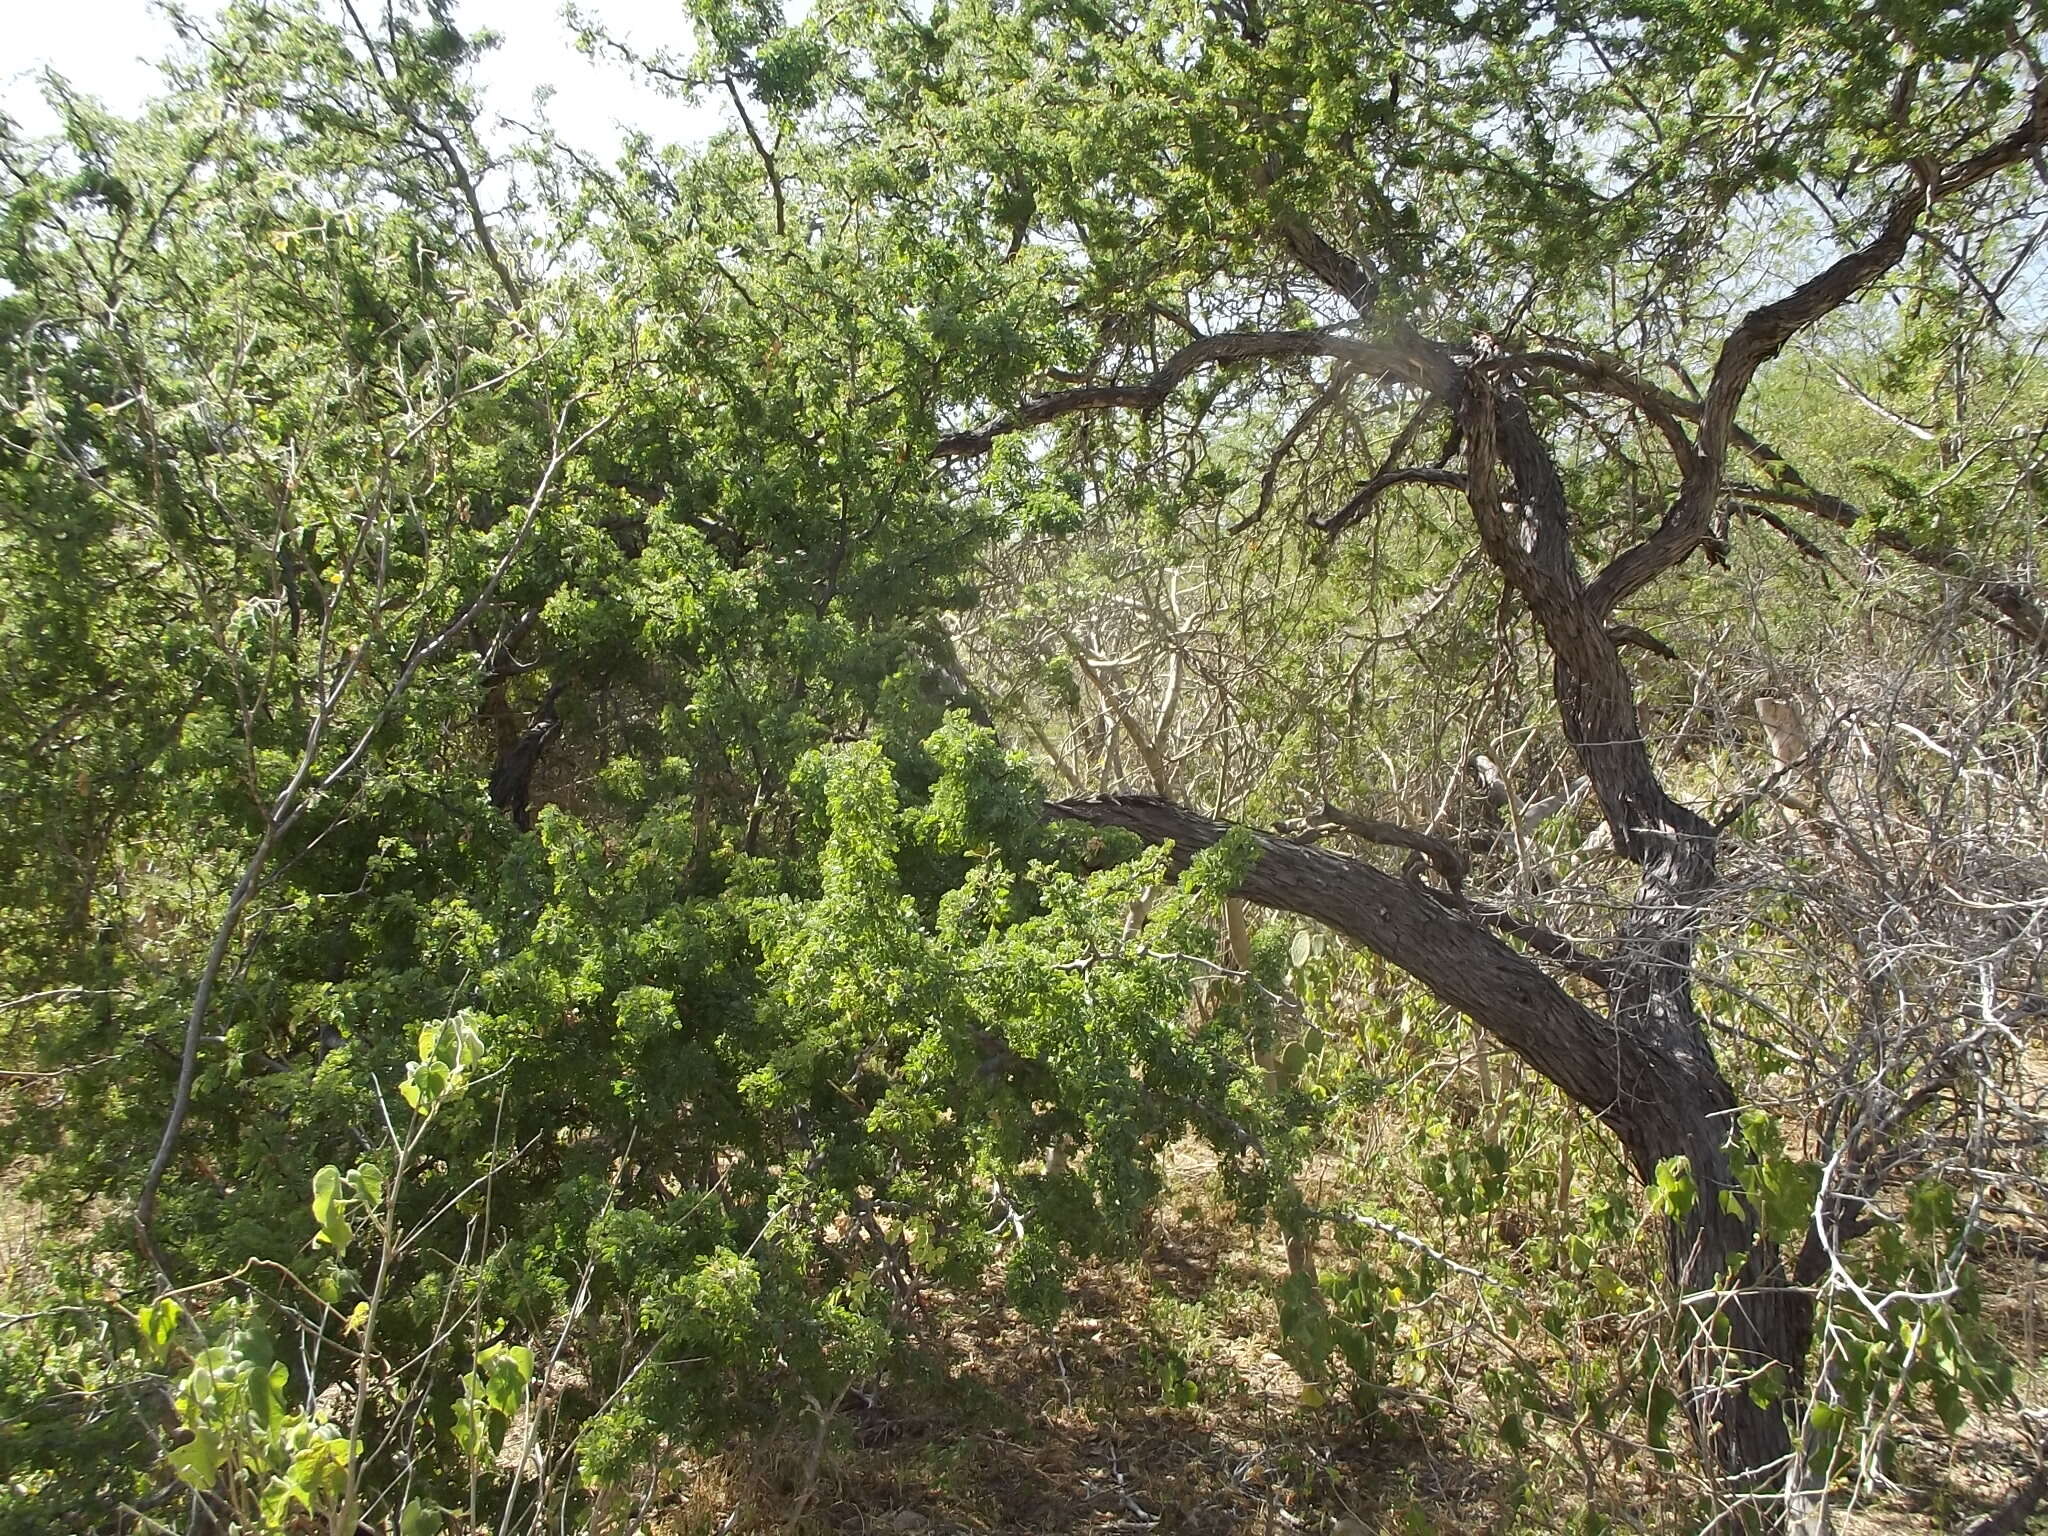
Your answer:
3,0 -> 2045,1529
797,0 -> 2048,1518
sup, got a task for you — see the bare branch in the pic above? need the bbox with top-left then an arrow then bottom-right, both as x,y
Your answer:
1313,466 -> 1466,540
932,330 -> 1430,459
1233,361 -> 1360,533
1588,77 -> 2048,616
1733,474 -> 2048,648
1278,801 -> 1470,891
724,75 -> 787,237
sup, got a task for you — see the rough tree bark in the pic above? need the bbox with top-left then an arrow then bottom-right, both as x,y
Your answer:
944,80 -> 2048,1519
1049,790 -> 1805,1500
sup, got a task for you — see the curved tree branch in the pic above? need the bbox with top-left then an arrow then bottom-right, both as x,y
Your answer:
1587,77 -> 2048,616
1732,474 -> 2048,648
1272,217 -> 1381,311
1051,787 -> 1805,1492
932,329 -> 1429,459
1050,792 -> 1682,1162
1500,346 -> 1702,473
1278,801 -> 1471,891
1502,345 -> 2045,645
1313,465 -> 1466,539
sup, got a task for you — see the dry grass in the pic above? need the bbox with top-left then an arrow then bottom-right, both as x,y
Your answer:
648,1225 -> 1504,1533
618,1148 -> 2048,1536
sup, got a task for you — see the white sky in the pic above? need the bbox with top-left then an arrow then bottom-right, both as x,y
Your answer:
2,0 -> 718,156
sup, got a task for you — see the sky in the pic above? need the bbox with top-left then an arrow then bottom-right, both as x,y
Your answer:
2,0 -> 718,157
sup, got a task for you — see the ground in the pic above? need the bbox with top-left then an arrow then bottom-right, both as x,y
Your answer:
636,1150 -> 2048,1535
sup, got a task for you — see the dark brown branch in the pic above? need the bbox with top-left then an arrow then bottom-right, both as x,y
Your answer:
1501,347 -> 2045,645
1733,475 -> 2048,648
414,117 -> 523,305
1586,77 -> 2048,617
1466,904 -> 1619,990
953,171 -> 2048,656
1459,372 -> 1599,644
1605,622 -> 1679,661
1050,792 -> 1684,1164
1712,77 -> 2048,452
723,75 -> 787,237
1278,801 -> 1470,891
1732,500 -> 1843,575
1313,466 -> 1466,539
1501,347 -> 1701,473
1272,218 -> 1381,311
1272,807 -> 1616,986
1510,340 -> 2045,641
933,330 -> 1428,460
478,605 -> 543,687
337,0 -> 523,306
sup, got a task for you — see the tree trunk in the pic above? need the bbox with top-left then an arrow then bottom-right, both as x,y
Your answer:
1048,791 -> 1807,1507
995,93 -> 2048,1515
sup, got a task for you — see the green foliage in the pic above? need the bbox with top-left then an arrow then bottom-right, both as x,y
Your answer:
0,1298 -> 159,1533
2,0 -> 2042,1524
454,1343 -> 534,1463
0,17 -> 1303,1507
1724,1109 -> 1823,1246
168,1313 -> 357,1531
1646,1156 -> 1697,1224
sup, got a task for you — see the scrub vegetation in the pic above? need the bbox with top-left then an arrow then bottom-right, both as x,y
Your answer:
2,0 -> 2046,1530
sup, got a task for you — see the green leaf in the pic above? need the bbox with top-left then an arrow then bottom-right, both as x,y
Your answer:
253,1357 -> 291,1435
169,1425 -> 225,1490
1758,1158 -> 1821,1243
311,1163 -> 352,1254
1929,1376 -> 1969,1434
348,1162 -> 385,1212
453,1396 -> 493,1460
400,1059 -> 451,1115
137,1298 -> 182,1365
1646,1382 -> 1678,1449
480,1342 -> 534,1421
1647,1155 -> 1696,1223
